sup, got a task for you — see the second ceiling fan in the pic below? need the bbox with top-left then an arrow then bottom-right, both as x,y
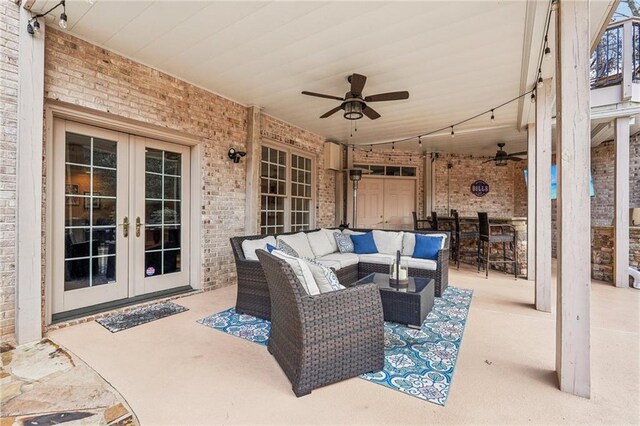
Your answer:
301,73 -> 409,121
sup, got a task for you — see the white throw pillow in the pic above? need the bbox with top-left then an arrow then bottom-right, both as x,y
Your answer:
277,232 -> 315,259
241,236 -> 277,261
402,232 -> 448,256
271,250 -> 320,296
307,230 -> 335,258
320,228 -> 339,253
303,258 -> 345,293
372,230 -> 404,255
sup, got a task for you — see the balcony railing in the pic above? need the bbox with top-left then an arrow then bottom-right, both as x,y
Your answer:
590,18 -> 640,89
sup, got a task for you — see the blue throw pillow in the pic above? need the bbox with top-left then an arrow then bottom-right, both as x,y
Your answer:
413,234 -> 443,260
266,243 -> 276,253
351,232 -> 378,254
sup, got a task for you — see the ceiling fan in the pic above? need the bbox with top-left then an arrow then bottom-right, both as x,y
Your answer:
482,143 -> 527,166
301,73 -> 409,121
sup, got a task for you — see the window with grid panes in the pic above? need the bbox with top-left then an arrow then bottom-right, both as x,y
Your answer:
260,146 -> 314,235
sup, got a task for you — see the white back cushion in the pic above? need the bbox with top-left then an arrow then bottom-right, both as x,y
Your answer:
241,236 -> 277,261
277,232 -> 315,259
307,230 -> 335,257
402,232 -> 448,256
372,230 -> 404,255
320,228 -> 339,253
271,250 -> 320,296
342,229 -> 364,236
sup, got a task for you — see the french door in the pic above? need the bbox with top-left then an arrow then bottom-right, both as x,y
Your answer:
52,120 -> 190,314
357,177 -> 416,230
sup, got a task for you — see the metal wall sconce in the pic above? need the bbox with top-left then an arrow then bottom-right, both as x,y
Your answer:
228,148 -> 246,163
27,0 -> 67,35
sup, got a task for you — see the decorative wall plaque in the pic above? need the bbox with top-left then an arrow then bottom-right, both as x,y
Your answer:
470,180 -> 490,197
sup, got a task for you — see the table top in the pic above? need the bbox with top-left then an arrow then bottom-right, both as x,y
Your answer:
354,273 -> 433,294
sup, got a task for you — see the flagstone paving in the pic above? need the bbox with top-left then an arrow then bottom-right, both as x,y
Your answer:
1,339 -> 138,426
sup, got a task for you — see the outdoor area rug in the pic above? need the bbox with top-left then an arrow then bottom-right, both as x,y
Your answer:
197,286 -> 473,406
96,301 -> 188,333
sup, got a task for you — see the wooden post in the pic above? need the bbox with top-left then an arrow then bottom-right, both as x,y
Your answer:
614,116 -> 630,287
244,106 -> 261,234
16,6 -> 45,344
535,78 -> 553,312
424,154 -> 434,218
555,0 -> 591,398
527,123 -> 536,282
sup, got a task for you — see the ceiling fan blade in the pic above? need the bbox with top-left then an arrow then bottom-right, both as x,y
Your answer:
362,105 -> 381,120
320,105 -> 343,118
507,156 -> 524,162
481,158 -> 495,164
509,151 -> 527,157
364,91 -> 410,102
350,73 -> 367,96
301,91 -> 344,101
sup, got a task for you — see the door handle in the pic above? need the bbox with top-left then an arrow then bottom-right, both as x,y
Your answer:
136,217 -> 144,237
122,216 -> 129,238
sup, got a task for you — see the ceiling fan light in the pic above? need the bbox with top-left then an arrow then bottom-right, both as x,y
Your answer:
343,101 -> 363,120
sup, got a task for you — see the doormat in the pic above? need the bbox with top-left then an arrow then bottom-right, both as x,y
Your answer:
197,286 -> 472,406
96,301 -> 188,333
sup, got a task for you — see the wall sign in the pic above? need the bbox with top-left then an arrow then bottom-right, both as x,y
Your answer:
470,180 -> 490,197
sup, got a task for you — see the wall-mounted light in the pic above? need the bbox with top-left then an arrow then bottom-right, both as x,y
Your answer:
27,0 -> 67,36
228,148 -> 246,163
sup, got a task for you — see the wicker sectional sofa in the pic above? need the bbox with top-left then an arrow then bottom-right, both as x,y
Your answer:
230,228 -> 449,320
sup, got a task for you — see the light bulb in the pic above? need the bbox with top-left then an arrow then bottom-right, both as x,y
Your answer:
450,127 -> 455,138
531,92 -> 536,103
537,77 -> 544,88
490,110 -> 495,121
418,137 -> 422,147
544,46 -> 551,58
59,12 -> 68,29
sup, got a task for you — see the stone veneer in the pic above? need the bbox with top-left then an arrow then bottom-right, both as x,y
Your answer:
591,226 -> 640,283
0,1 -> 19,345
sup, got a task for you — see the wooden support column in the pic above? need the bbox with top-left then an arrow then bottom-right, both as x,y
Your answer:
527,123 -> 536,282
614,116 -> 630,287
555,0 -> 591,398
535,78 -> 553,312
244,106 -> 262,234
424,154 -> 434,218
16,6 -> 45,344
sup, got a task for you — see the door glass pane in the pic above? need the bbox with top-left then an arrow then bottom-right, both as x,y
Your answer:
144,148 -> 183,277
64,132 -> 118,291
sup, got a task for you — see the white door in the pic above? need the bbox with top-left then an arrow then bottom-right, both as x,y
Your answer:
357,178 -> 385,228
52,121 -> 191,314
52,120 -> 130,313
131,137 -> 190,295
383,179 -> 416,230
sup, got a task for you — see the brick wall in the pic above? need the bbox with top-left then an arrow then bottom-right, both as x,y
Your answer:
591,226 -> 640,282
0,0 -> 19,345
591,136 -> 640,226
433,154 -> 526,217
40,29 -> 333,327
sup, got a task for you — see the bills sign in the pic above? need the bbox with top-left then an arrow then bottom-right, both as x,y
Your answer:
470,180 -> 490,197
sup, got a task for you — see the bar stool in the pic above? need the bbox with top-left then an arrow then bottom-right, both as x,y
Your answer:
452,211 -> 478,269
412,211 -> 430,231
477,212 -> 518,279
430,211 -> 439,231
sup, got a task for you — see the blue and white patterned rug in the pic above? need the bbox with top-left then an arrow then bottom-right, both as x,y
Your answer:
197,286 -> 472,406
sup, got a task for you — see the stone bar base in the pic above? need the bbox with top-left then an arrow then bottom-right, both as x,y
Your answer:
591,226 -> 640,283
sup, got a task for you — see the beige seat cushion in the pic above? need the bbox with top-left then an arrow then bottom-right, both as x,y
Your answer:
316,253 -> 359,268
357,253 -> 396,265
314,259 -> 342,270
401,255 -> 438,271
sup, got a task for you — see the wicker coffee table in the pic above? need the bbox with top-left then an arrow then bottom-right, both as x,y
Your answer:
352,273 -> 435,327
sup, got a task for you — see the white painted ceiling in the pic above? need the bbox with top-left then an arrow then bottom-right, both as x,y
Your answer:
32,0 -> 618,155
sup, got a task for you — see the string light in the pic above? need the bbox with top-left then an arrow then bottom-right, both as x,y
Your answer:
531,92 -> 536,103
544,36 -> 551,58
450,127 -> 455,138
392,142 -> 395,150
490,109 -> 495,121
418,136 -> 422,148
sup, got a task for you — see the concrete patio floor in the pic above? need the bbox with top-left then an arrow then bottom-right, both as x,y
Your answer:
47,265 -> 639,425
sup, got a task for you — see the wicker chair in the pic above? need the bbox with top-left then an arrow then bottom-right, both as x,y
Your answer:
256,250 -> 384,397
